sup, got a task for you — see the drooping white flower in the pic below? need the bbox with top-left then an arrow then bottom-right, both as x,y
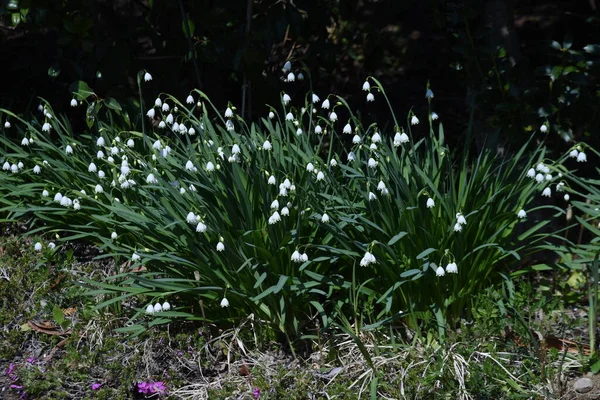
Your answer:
322,99 -> 330,109
111,232 -> 117,240
362,81 -> 370,91
366,93 -> 375,102
186,212 -> 198,224
393,132 -> 409,147
154,98 -> 162,107
270,199 -> 279,210
188,127 -> 196,135
2,162 -> 9,170
21,138 -> 29,146
425,89 -> 434,99
368,192 -> 377,201
42,122 -> 51,132
225,107 -> 234,118
456,213 -> 467,225
146,174 -> 158,184
291,250 -> 302,263
435,265 -> 446,276
172,122 -> 180,132
330,158 -> 337,167
153,303 -> 162,313
542,187 -> 552,197
287,72 -> 295,82
186,95 -> 194,104
545,174 -> 552,181
48,242 -> 56,250
97,170 -> 105,179
535,173 -> 544,183
306,163 -> 315,172
42,189 -> 49,197
577,152 -> 587,162
301,253 -> 308,262
285,112 -> 294,121
54,192 -> 63,202
220,297 -> 230,308
569,149 -> 579,158
216,241 -> 225,252
321,213 -> 330,223
295,128 -> 303,136
298,72 -> 304,80
196,221 -> 207,233
316,171 -> 325,181
34,242 -> 42,251
263,140 -> 272,151
540,124 -> 548,133
564,194 -> 570,201
231,144 -> 241,155
347,151 -> 356,162
445,262 -> 458,274
268,211 -> 281,224
282,93 -> 291,105
185,160 -> 195,171
526,168 -> 536,178
454,222 -> 462,232
268,111 -> 275,119
146,108 -> 155,118
110,146 -> 118,155
312,93 -> 320,103
162,301 -> 171,311
352,135 -> 362,144
536,163 -> 546,172
315,125 -> 323,134
360,251 -> 376,266
431,112 -> 439,120
368,158 -> 377,168
31,165 -> 41,174
283,61 -> 292,72
426,198 -> 435,208
146,304 -> 155,314
88,162 -> 97,172
60,196 -> 72,207
411,115 -> 419,125
281,206 -> 290,216
206,162 -> 215,172
371,132 -> 382,143
94,184 -> 103,194
517,209 -> 527,218
17,161 -> 23,169
65,145 -> 73,154
126,139 -> 135,148
144,72 -> 152,82
10,164 -> 18,173
268,175 -> 276,185
329,111 -> 338,122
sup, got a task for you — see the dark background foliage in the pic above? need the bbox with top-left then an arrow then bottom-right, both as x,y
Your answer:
0,0 -> 598,149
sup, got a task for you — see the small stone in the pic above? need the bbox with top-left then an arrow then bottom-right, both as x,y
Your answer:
574,377 -> 593,393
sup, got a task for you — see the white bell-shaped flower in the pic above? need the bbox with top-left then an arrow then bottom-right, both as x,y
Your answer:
362,81 -> 370,91
445,262 -> 458,274
542,187 -> 552,197
577,152 -> 587,162
162,301 -> 171,311
145,304 -> 155,314
33,165 -> 41,174
322,99 -> 330,109
312,93 -> 320,103
88,162 -> 97,172
268,211 -> 281,225
329,111 -> 338,122
435,265 -> 446,276
144,72 -> 152,82
225,107 -> 234,118
263,140 -> 272,150
426,198 -> 435,208
321,213 -> 330,223
216,241 -> 225,252
282,93 -> 291,105
153,303 -> 162,313
411,115 -> 419,125
315,125 -> 322,134
186,95 -> 194,104
366,93 -> 375,102
517,209 -> 527,219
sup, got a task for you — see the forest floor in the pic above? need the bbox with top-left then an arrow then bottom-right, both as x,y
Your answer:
1,229 -> 598,400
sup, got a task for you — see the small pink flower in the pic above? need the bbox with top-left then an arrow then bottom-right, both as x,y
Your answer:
253,387 -> 261,398
91,383 -> 102,390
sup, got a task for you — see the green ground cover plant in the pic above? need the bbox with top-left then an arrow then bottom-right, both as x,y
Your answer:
0,66 -> 598,362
